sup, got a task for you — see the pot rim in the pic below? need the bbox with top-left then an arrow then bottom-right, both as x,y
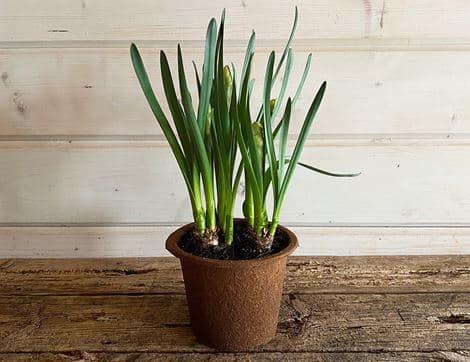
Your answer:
166,219 -> 298,268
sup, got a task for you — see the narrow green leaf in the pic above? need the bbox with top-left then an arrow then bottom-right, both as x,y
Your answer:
197,18 -> 218,133
239,53 -> 254,118
177,45 -> 197,125
279,81 -> 327,203
263,51 -> 279,196
192,61 -> 201,95
273,6 -> 298,82
293,53 -> 312,106
238,52 -> 263,185
232,160 -> 244,205
130,43 -> 194,200
272,48 -> 293,121
160,50 -> 192,158
239,31 -> 256,98
278,98 -> 292,181
232,77 -> 261,203
214,10 -> 230,148
296,162 -> 362,177
273,53 -> 311,139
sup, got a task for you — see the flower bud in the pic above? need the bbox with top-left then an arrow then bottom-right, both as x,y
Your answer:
223,65 -> 233,106
252,121 -> 264,161
270,98 -> 276,113
205,104 -> 212,137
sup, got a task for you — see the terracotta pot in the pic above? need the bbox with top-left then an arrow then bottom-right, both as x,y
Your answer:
166,221 -> 298,351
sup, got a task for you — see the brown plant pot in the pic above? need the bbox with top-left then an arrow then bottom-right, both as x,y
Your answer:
166,220 -> 298,351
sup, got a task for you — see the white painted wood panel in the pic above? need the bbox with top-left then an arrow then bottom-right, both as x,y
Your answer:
1,1 -> 469,257
1,0 -> 470,43
0,139 -> 468,225
1,48 -> 469,136
0,226 -> 468,257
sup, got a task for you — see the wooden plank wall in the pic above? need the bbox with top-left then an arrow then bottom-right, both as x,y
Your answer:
1,0 -> 470,256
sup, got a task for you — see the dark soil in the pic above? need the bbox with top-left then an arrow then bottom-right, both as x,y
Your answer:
178,221 -> 290,260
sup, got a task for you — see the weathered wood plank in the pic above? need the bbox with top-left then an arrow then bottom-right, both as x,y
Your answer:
1,256 -> 468,295
0,293 -> 468,352
2,226 -> 470,258
2,140 -> 470,225
1,351 -> 470,362
1,48 -> 470,136
1,0 -> 470,43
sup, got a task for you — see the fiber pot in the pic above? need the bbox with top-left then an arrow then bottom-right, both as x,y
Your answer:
166,220 -> 298,351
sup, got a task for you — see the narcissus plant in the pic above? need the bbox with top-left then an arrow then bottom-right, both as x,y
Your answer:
130,7 -> 360,351
130,7 -> 359,255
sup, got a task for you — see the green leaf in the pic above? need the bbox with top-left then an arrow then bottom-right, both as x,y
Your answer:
197,18 -> 218,133
214,11 -> 230,149
160,50 -> 192,159
263,51 -> 279,196
239,31 -> 256,98
273,53 -> 312,139
278,98 -> 292,181
232,78 -> 262,203
177,45 -> 197,125
238,52 -> 263,185
296,162 -> 362,177
272,48 -> 293,121
192,61 -> 201,95
130,43 -> 194,200
293,53 -> 312,106
273,6 -> 298,82
279,81 -> 327,203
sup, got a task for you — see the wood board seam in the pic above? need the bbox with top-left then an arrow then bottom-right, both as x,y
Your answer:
3,38 -> 470,51
0,133 -> 469,142
0,348 -> 467,354
3,223 -> 470,228
0,138 -> 470,148
1,291 -> 468,297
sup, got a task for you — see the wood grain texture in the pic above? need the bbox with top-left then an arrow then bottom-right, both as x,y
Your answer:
1,256 -> 469,295
1,0 -> 470,43
1,256 -> 468,357
2,351 -> 470,362
1,226 -> 470,257
1,140 -> 469,225
1,48 -> 469,136
0,293 -> 468,352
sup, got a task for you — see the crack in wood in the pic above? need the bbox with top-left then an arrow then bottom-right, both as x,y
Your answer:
397,309 -> 405,321
380,0 -> 386,29
163,323 -> 192,328
1,72 -> 8,84
1,267 -> 159,276
438,314 -> 470,324
12,92 -> 27,115
409,269 -> 470,277
278,294 -> 312,337
2,303 -> 43,347
0,259 -> 14,270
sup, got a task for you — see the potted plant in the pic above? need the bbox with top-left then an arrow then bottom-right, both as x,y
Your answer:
130,8 -> 359,351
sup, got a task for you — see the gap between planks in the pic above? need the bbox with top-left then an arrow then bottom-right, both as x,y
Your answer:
0,351 -> 469,361
1,256 -> 469,296
0,257 -> 468,354
1,133 -> 470,143
3,38 -> 470,51
1,226 -> 470,257
0,137 -> 470,148
0,293 -> 468,353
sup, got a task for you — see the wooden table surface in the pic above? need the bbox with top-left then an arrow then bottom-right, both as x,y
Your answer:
0,256 -> 469,361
